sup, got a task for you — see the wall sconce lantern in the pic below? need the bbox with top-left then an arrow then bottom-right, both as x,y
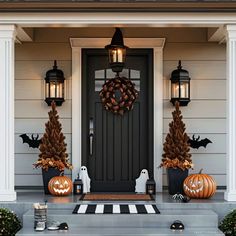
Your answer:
45,60 -> 65,106
170,60 -> 191,106
105,28 -> 128,74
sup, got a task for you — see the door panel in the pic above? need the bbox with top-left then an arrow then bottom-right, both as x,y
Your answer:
82,49 -> 153,192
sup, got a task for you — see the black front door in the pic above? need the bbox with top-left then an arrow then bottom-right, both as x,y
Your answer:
82,49 -> 153,192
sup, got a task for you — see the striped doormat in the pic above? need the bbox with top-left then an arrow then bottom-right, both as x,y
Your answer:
72,204 -> 160,214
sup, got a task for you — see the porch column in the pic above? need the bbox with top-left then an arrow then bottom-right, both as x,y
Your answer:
225,25 -> 236,201
0,25 -> 16,201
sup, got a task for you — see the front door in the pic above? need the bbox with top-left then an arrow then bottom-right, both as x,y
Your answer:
82,49 -> 153,192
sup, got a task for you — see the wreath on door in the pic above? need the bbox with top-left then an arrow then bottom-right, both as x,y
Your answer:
99,76 -> 138,115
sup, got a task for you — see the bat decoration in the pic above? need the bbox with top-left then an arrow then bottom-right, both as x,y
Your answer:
20,134 -> 42,149
188,135 -> 212,149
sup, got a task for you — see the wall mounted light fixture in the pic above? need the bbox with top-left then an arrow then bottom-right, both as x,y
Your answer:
45,60 -> 65,106
105,28 -> 128,74
170,60 -> 191,106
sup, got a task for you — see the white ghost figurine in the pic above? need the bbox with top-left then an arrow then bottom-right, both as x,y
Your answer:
79,166 -> 91,193
135,169 -> 149,193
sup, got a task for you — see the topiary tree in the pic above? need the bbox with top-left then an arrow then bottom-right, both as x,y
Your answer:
160,101 -> 193,170
219,209 -> 236,236
0,208 -> 21,235
34,101 -> 72,171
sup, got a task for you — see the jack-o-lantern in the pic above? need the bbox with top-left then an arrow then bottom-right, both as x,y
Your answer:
48,174 -> 73,196
183,169 -> 216,199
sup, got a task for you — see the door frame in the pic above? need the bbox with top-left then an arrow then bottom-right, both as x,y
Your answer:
70,38 -> 165,192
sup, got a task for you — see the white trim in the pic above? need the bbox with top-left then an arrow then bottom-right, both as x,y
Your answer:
70,38 -> 165,192
2,12 -> 236,28
224,25 -> 236,201
0,25 -> 16,201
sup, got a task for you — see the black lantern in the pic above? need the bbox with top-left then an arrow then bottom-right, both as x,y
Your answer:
105,28 -> 128,74
146,179 -> 156,195
170,60 -> 191,106
73,176 -> 83,195
45,60 -> 65,106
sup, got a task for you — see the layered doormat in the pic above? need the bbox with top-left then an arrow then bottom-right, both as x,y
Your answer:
80,193 -> 155,201
73,204 -> 160,214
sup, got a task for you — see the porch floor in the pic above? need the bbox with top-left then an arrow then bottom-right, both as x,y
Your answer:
12,191 -> 227,204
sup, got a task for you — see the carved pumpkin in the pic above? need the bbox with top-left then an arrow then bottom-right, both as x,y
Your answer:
183,169 -> 216,199
48,174 -> 73,196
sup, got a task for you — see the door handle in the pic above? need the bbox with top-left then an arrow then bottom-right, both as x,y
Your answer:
89,118 -> 94,156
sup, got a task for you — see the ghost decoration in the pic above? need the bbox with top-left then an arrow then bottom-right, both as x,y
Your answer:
79,166 -> 91,193
135,169 -> 149,193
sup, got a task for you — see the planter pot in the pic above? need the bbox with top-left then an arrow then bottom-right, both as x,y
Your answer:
42,168 -> 61,194
167,168 -> 189,195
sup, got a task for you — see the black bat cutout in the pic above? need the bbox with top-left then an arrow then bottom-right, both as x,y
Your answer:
188,135 -> 212,149
20,134 -> 42,149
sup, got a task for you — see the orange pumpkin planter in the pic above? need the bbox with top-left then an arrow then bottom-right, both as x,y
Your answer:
48,174 -> 73,196
183,169 -> 216,199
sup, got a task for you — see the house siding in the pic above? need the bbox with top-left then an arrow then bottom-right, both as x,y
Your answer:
14,28 -> 226,189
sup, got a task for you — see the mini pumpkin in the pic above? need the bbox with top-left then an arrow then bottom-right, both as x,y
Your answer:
183,169 -> 216,199
48,174 -> 73,196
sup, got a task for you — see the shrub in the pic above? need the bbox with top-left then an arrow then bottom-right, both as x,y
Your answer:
219,209 -> 236,236
0,208 -> 22,235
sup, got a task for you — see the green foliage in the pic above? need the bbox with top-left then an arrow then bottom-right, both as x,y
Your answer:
0,208 -> 22,235
219,209 -> 236,236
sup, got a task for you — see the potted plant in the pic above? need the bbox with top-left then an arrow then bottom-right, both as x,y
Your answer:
34,101 -> 72,194
160,101 -> 193,195
0,208 -> 22,235
219,209 -> 236,236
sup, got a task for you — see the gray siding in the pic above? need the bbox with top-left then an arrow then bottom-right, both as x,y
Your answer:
15,27 -> 226,188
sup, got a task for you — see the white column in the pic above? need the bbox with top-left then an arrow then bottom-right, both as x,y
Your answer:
225,25 -> 236,201
0,25 -> 16,201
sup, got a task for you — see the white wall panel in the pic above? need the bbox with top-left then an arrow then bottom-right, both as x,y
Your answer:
15,79 -> 72,100
164,100 -> 226,118
15,154 -> 71,175
164,43 -> 226,61
163,154 -> 226,175
15,60 -> 71,80
15,100 -> 72,118
163,174 -> 226,187
164,60 -> 226,80
163,79 -> 226,100
15,134 -> 71,154
164,118 -> 226,134
15,118 -> 71,134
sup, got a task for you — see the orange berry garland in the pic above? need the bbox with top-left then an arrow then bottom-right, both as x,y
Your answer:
99,76 -> 138,115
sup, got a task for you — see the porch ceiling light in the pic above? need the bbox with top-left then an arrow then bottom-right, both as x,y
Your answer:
105,27 -> 128,74
45,60 -> 65,106
170,60 -> 191,106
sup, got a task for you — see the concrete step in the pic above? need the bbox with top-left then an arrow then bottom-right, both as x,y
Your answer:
22,208 -> 219,228
17,227 -> 224,236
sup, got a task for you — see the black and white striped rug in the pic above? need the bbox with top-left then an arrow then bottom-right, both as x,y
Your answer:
72,204 -> 160,214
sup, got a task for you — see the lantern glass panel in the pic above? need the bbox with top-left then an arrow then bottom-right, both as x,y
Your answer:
180,81 -> 189,98
45,82 -> 49,98
56,82 -> 64,98
171,82 -> 180,98
109,47 -> 126,64
49,81 -> 56,98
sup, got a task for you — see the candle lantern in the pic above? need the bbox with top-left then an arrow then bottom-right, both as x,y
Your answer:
45,60 -> 65,106
73,176 -> 83,195
105,28 -> 128,74
146,179 -> 156,195
170,60 -> 191,106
